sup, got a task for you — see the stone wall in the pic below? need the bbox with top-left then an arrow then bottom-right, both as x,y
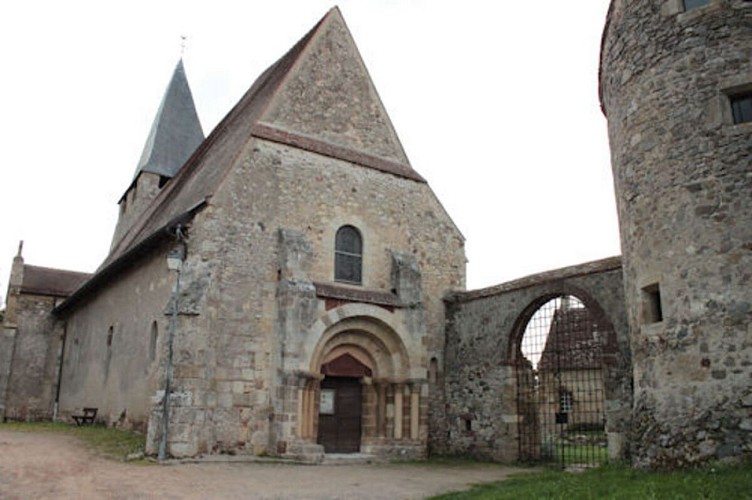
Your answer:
440,258 -> 631,462
58,246 -> 175,430
147,135 -> 466,458
600,0 -> 752,467
1,293 -> 64,421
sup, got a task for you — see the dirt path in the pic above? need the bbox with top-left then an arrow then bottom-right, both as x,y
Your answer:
0,430 -> 529,499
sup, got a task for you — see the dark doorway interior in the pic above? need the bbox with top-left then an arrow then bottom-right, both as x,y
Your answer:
317,376 -> 362,453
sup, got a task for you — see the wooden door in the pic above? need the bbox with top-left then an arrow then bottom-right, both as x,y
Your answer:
317,377 -> 362,453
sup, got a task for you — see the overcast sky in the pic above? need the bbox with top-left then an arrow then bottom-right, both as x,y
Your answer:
0,0 -> 619,306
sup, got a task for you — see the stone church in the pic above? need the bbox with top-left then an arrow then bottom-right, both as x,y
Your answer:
1,2 -> 750,468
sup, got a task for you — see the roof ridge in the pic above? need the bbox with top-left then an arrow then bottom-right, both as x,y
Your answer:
23,264 -> 91,276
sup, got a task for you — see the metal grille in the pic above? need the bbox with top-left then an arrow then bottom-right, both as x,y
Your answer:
516,295 -> 607,468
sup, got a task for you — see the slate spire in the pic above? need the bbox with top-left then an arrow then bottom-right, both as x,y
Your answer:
133,59 -> 204,181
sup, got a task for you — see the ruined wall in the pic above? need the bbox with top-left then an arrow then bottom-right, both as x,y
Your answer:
600,0 -> 752,467
441,258 -> 631,462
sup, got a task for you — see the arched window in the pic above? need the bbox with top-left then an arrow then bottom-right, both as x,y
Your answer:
334,225 -> 362,284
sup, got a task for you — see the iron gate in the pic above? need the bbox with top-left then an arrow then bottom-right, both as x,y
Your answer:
516,295 -> 608,467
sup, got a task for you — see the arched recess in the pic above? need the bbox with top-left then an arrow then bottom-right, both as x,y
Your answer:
298,304 -> 422,454
508,284 -> 620,467
302,303 -> 415,380
508,284 -> 619,366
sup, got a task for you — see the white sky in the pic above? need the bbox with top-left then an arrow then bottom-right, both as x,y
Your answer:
0,0 -> 620,307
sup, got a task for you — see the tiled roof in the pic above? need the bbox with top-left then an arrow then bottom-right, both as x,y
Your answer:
21,265 -> 90,297
62,8 -> 425,313
105,10 -> 330,266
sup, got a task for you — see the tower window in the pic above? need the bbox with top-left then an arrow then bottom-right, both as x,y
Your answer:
641,283 -> 663,324
334,225 -> 362,284
683,0 -> 710,10
730,93 -> 752,124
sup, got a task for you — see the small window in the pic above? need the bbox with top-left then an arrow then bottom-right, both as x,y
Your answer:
642,283 -> 663,324
730,93 -> 752,124
105,326 -> 114,380
559,390 -> 573,414
149,321 -> 158,362
683,0 -> 710,10
334,225 -> 362,284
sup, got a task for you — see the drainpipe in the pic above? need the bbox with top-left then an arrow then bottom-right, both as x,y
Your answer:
158,226 -> 186,462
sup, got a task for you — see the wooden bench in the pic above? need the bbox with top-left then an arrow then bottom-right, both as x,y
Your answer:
72,407 -> 97,426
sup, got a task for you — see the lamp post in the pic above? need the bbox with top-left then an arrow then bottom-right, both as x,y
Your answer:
158,227 -> 185,462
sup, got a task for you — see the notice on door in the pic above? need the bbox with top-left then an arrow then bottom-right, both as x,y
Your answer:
320,389 -> 335,415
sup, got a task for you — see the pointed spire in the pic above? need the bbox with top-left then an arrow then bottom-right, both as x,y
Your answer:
133,59 -> 204,181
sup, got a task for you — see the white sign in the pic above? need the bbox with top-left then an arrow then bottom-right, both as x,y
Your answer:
320,389 -> 335,415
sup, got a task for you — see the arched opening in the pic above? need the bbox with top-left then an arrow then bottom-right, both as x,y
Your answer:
149,321 -> 158,362
317,353 -> 372,453
334,225 -> 363,284
514,295 -> 609,467
299,312 -> 420,457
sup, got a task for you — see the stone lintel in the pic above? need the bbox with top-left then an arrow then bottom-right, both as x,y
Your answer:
313,282 -> 402,309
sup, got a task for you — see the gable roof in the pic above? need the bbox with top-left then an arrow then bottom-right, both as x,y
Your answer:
107,7 -> 423,264
21,265 -> 90,298
59,7 -> 427,314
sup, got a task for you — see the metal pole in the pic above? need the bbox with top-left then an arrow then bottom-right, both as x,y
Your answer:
158,249 -> 182,461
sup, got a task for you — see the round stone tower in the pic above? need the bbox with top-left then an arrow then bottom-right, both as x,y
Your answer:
600,0 -> 752,467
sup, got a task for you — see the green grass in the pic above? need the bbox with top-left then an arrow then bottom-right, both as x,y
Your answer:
430,462 -> 752,499
0,421 -> 146,461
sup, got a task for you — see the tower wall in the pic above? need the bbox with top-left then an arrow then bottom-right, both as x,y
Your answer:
600,0 -> 752,467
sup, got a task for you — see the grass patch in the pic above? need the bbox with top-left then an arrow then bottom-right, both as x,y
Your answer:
430,462 -> 752,499
0,421 -> 146,462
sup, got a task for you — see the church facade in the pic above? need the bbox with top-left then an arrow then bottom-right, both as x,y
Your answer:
2,2 -> 750,468
1,8 -> 465,461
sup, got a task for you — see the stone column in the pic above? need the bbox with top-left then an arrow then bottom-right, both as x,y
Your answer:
376,382 -> 387,437
410,382 -> 421,440
394,383 -> 404,440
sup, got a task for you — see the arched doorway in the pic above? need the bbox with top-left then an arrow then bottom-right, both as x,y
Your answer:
299,310 -> 420,457
514,295 -> 610,467
317,353 -> 372,453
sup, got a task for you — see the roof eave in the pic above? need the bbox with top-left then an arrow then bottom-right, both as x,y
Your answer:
54,199 -> 208,316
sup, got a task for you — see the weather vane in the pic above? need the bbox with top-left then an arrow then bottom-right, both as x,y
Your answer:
180,35 -> 187,57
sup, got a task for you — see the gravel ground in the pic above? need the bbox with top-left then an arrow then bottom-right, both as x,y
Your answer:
0,430 -> 530,499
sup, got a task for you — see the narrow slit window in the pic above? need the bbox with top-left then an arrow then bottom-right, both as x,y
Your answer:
149,321 -> 158,362
334,225 -> 362,284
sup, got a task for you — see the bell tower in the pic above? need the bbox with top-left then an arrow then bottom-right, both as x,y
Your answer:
110,59 -> 204,250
